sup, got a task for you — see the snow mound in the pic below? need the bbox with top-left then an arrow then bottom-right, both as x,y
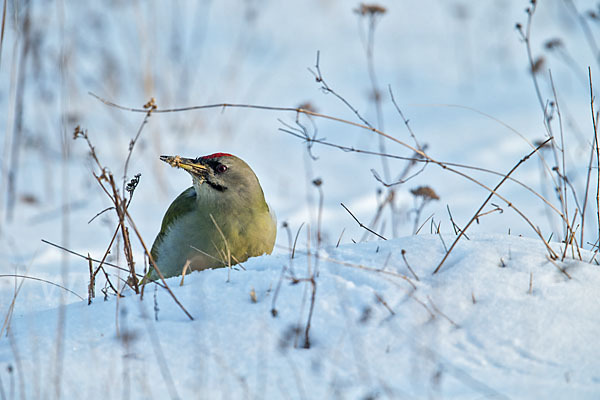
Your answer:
1,234 -> 599,399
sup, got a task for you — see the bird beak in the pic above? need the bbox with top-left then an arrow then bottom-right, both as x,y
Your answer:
159,155 -> 208,177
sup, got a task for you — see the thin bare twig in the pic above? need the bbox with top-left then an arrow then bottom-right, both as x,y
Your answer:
270,265 -> 287,317
374,292 -> 395,316
427,296 -> 459,328
562,0 -> 600,70
109,174 -> 139,294
87,254 -> 94,304
280,123 -> 566,223
87,206 -> 115,224
209,213 -> 233,281
292,222 -> 304,259
336,228 -> 346,248
321,255 -> 416,290
548,71 -> 573,245
0,274 -> 84,300
306,52 -> 374,129
361,190 -> 393,242
6,3 -> 32,222
581,71 -> 596,246
0,0 -> 7,66
303,274 -> 316,349
414,213 -> 434,235
41,239 -> 127,274
389,85 -> 424,151
447,205 -> 468,238
357,10 -> 389,180
123,206 -> 194,320
313,178 -> 324,246
400,249 -> 419,281
90,95 -> 561,257
516,2 -> 545,112
122,98 -> 156,194
546,256 -> 572,280
341,202 -> 387,240
433,138 -> 556,274
586,68 -> 600,249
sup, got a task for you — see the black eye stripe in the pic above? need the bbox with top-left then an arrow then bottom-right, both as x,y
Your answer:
199,158 -> 221,169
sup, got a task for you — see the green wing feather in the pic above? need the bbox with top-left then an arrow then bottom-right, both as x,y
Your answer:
150,187 -> 197,261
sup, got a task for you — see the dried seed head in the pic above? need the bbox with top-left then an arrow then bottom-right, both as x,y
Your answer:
126,173 -> 141,193
20,194 -> 38,204
73,125 -> 86,139
544,38 -> 562,50
410,186 -> 440,201
531,57 -> 545,74
354,3 -> 387,16
297,102 -> 317,112
143,97 -> 157,110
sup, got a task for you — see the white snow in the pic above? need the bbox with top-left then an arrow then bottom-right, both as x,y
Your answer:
3,235 -> 600,399
0,0 -> 599,399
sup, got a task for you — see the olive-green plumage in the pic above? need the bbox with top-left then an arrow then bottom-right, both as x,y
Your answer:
149,153 -> 276,279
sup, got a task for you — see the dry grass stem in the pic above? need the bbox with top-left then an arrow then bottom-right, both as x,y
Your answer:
414,213 -> 434,235
72,127 -> 193,319
588,68 -> 600,250
122,98 -> 157,193
336,228 -> 346,248
209,214 -> 233,281
546,256 -> 572,280
123,206 -> 194,320
41,239 -> 130,276
87,254 -> 95,305
270,265 -> 287,317
0,275 -> 84,302
341,202 -> 387,241
374,292 -> 395,316
91,94 -> 572,254
581,68 -> 597,245
446,205 -> 467,238
400,249 -> 419,281
321,255 -> 416,290
292,222 -> 305,259
0,0 -> 7,66
529,272 -> 533,294
427,296 -> 459,328
433,138 -> 557,274
179,260 -> 192,286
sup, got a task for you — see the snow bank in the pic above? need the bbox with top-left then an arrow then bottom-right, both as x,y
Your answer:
1,234 -> 598,399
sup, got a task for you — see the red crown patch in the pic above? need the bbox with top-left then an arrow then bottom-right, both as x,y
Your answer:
202,152 -> 233,159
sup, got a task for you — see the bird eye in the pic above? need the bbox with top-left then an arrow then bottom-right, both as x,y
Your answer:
216,164 -> 228,173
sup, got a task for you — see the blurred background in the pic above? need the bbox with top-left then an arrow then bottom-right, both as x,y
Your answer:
0,0 -> 597,307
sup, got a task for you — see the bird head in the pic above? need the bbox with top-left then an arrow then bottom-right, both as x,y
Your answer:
159,153 -> 266,202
